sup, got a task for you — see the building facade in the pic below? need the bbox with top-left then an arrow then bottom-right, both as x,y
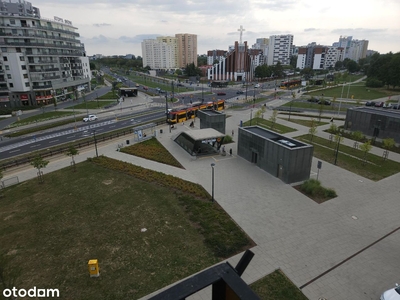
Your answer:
296,43 -> 344,70
266,34 -> 293,66
175,33 -> 197,68
207,49 -> 227,65
0,0 -> 91,108
237,126 -> 313,184
332,36 -> 368,62
141,38 -> 176,70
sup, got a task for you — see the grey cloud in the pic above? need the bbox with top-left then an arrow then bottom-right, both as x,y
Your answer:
93,23 -> 111,27
252,0 -> 296,11
330,28 -> 387,35
304,28 -> 317,32
119,34 -> 162,43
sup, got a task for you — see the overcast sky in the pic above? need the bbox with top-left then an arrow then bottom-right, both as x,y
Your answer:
32,0 -> 400,57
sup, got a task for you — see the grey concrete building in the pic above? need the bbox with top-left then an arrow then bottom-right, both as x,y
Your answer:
237,126 -> 313,184
197,109 -> 226,134
344,107 -> 400,144
174,128 -> 225,156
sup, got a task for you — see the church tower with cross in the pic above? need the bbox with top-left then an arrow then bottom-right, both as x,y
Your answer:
207,25 -> 254,82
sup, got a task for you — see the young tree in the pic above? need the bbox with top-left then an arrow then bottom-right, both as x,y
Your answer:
329,122 -> 338,134
359,140 -> 372,165
269,110 -> 278,129
382,138 -> 395,160
308,118 -> 317,142
66,145 -> 79,171
351,131 -> 364,149
318,100 -> 325,122
31,156 -> 49,183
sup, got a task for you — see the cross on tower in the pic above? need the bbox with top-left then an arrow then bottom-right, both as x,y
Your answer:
238,25 -> 245,44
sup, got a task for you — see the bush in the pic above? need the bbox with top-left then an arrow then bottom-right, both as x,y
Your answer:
325,188 -> 337,198
222,135 -> 233,144
299,179 -> 337,203
366,78 -> 384,88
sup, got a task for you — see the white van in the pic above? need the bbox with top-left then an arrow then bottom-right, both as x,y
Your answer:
381,283 -> 400,300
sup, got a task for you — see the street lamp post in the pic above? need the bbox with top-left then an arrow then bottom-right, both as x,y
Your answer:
338,82 -> 346,116
93,129 -> 99,157
250,109 -> 253,126
165,92 -> 168,122
334,134 -> 342,165
96,92 -> 99,108
211,163 -> 215,202
253,87 -> 255,108
82,92 -> 88,116
245,81 -> 248,101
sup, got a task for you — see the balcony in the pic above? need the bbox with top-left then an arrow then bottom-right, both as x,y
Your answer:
31,75 -> 61,81
34,24 -> 80,37
29,67 -> 60,73
32,84 -> 52,90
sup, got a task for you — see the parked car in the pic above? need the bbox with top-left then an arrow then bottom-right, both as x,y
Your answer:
142,86 -> 148,90
176,83 -> 184,87
254,84 -> 260,88
236,90 -> 244,94
375,101 -> 385,107
318,100 -> 331,105
217,92 -> 226,96
307,97 -> 319,103
83,114 -> 97,122
380,283 -> 400,300
392,104 -> 399,110
159,90 -> 166,94
383,103 -> 392,109
365,101 -> 376,106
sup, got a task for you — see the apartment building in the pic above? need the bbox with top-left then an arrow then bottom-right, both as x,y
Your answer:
332,36 -> 369,61
266,34 -> 293,66
175,33 -> 197,68
296,43 -> 344,70
141,33 -> 197,70
0,0 -> 91,108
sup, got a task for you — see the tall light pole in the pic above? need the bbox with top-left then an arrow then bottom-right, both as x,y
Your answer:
211,163 -> 215,202
346,75 -> 352,100
250,109 -> 253,126
245,81 -> 248,101
96,92 -> 99,108
253,87 -> 255,108
82,92 -> 88,116
93,129 -> 98,157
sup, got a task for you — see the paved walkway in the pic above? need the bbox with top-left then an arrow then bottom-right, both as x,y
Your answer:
2,107 -> 400,300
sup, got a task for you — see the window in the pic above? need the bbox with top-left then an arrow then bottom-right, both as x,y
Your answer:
3,56 -> 7,61
9,83 -> 13,87
7,74 -> 11,79
25,82 -> 30,87
23,74 -> 28,79
19,56 -> 25,61
10,19 -> 15,25
21,65 -> 26,70
5,65 -> 9,70
1,47 -> 6,52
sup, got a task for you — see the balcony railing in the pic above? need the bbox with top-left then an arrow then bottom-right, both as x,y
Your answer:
32,84 -> 53,90
29,68 -> 60,73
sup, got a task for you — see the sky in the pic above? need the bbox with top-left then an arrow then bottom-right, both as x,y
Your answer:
31,0 -> 400,57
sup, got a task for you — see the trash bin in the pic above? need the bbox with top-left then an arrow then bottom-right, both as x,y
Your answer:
126,140 -> 130,145
160,129 -> 163,134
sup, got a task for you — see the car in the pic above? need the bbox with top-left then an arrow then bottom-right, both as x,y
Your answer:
383,103 -> 392,109
380,283 -> 400,300
159,90 -> 166,94
365,101 -> 376,106
155,87 -> 161,91
254,84 -> 260,88
142,86 -> 148,90
236,90 -> 244,94
135,83 -> 140,87
318,100 -> 331,105
392,104 -> 399,110
83,114 -> 97,122
375,101 -> 385,107
217,92 -> 226,96
177,83 -> 184,87
307,97 -> 319,103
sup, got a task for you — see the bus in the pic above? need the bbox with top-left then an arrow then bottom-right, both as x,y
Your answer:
280,80 -> 301,89
167,100 -> 225,124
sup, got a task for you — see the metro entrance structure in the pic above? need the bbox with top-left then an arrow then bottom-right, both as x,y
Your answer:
174,128 -> 225,156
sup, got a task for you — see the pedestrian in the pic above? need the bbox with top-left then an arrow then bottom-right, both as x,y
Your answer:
330,117 -> 333,123
229,148 -> 232,156
231,129 -> 234,136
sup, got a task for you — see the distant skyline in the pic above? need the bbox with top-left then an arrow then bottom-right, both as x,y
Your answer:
31,0 -> 400,56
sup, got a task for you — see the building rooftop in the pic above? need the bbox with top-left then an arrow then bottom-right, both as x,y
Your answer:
349,107 -> 400,118
242,126 -> 310,149
184,128 -> 225,141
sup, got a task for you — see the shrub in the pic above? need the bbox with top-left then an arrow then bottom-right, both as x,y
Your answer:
299,179 -> 337,202
325,188 -> 337,198
366,78 -> 384,88
222,135 -> 233,144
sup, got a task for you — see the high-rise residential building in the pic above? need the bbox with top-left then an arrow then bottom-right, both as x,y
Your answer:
141,39 -> 176,70
267,34 -> 293,66
175,33 -> 197,68
0,0 -> 91,108
296,43 -> 344,70
333,36 -> 368,61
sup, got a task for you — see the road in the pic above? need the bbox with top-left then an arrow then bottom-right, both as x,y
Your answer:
0,109 -> 165,160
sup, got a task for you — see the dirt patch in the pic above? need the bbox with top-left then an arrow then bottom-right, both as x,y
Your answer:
102,179 -> 113,185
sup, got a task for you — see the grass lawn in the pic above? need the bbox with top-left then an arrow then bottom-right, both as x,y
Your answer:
296,134 -> 400,181
10,111 -> 75,127
305,84 -> 400,100
5,118 -> 79,137
120,137 -> 184,169
98,91 -> 119,99
243,117 -> 297,134
279,117 -> 329,127
67,100 -> 118,110
250,269 -> 308,300
0,157 -> 253,299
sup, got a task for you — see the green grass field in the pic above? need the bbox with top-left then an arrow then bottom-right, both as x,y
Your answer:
0,157 -> 253,299
279,117 -> 329,127
282,101 -> 347,112
10,111 -> 75,127
296,134 -> 400,181
306,84 -> 399,100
